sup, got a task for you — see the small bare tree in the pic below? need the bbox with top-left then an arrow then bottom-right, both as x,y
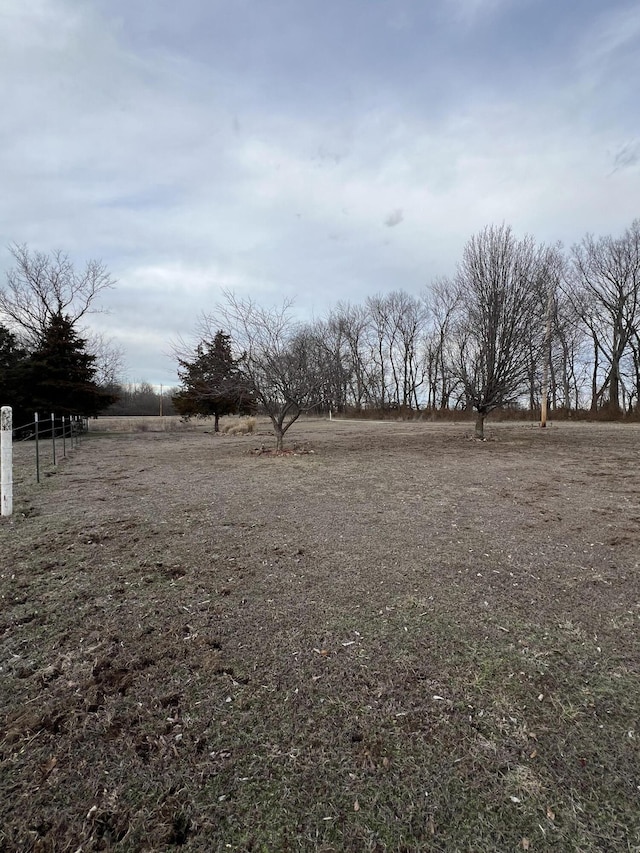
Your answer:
1,243 -> 115,348
202,293 -> 325,450
450,224 -> 546,439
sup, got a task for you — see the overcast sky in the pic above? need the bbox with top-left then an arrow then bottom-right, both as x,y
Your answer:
1,0 -> 639,387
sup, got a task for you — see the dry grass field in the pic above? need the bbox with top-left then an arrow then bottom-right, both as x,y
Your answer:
1,417 -> 640,852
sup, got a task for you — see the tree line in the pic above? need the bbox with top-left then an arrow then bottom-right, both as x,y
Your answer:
175,220 -> 640,441
105,383 -> 179,418
3,219 -> 638,441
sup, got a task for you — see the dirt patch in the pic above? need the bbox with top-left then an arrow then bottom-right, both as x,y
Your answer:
1,418 -> 640,851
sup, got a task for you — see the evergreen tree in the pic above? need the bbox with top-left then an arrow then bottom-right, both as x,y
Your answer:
24,313 -> 116,417
173,330 -> 254,431
0,324 -> 29,424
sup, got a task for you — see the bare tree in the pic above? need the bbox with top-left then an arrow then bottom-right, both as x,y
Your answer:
312,316 -> 351,413
203,293 -> 325,450
450,224 -> 546,439
524,244 -> 569,424
1,243 -> 115,348
318,302 -> 374,411
365,294 -> 393,408
340,302 -> 377,409
88,331 -> 126,388
386,290 -> 429,409
566,220 -> 640,414
423,279 -> 460,410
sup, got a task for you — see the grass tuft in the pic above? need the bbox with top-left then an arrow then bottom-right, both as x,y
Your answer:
221,416 -> 256,436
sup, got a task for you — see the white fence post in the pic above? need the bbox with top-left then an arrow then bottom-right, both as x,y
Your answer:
1,406 -> 12,517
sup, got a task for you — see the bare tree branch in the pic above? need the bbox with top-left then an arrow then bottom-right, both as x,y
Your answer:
1,243 -> 116,348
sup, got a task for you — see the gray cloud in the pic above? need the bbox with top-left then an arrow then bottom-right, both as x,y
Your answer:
385,209 -> 404,227
611,140 -> 640,173
1,0 -> 639,386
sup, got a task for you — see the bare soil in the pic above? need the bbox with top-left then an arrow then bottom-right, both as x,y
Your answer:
1,418 -> 640,852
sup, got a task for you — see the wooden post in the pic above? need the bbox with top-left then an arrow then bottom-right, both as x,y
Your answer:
1,406 -> 12,517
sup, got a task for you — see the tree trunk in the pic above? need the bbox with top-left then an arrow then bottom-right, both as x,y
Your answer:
608,360 -> 622,415
561,340 -> 571,409
475,410 -> 486,440
590,338 -> 599,412
549,357 -> 557,409
214,412 -> 219,432
275,426 -> 284,451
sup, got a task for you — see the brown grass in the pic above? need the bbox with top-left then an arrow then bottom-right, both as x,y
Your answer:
220,416 -> 257,436
87,416 -> 192,433
1,419 -> 640,851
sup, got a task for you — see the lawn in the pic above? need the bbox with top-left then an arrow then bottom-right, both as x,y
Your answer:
1,418 -> 639,852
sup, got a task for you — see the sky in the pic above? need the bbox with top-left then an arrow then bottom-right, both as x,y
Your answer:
1,0 -> 639,387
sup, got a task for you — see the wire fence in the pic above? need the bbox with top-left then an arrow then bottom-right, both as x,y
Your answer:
5,412 -> 87,499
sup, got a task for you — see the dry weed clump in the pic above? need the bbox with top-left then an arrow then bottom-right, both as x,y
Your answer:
221,416 -> 256,436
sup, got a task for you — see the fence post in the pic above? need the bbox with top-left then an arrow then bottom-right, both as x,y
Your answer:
34,412 -> 40,484
1,406 -> 12,517
51,412 -> 56,467
62,416 -> 67,457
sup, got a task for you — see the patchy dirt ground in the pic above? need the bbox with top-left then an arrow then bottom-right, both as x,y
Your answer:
1,418 -> 640,852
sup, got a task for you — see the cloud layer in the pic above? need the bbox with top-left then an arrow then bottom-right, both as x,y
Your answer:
1,0 -> 639,384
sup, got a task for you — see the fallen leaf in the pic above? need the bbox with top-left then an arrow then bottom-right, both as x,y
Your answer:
39,756 -> 58,780
354,799 -> 360,812
547,806 -> 555,821
522,839 -> 530,851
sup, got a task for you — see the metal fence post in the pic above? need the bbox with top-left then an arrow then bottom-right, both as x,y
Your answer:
34,412 -> 40,484
51,412 -> 56,466
1,406 -> 12,517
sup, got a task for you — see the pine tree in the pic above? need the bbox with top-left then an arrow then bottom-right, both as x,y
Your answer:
25,313 -> 116,417
0,325 -> 29,423
173,330 -> 254,431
